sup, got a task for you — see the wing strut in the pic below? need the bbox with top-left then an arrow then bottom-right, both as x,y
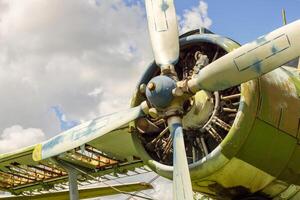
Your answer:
53,159 -> 154,200
56,159 -> 79,200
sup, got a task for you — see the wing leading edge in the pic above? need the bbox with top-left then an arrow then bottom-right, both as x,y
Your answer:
0,112 -> 148,197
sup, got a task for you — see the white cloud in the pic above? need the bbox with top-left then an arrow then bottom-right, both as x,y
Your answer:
180,0 -> 212,33
88,87 -> 103,98
0,0 -> 152,137
0,125 -> 46,153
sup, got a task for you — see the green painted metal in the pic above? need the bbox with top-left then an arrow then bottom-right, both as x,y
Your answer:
130,36 -> 300,199
88,127 -> 139,161
0,146 -> 38,173
34,105 -> 144,161
220,79 -> 260,159
0,182 -> 153,200
257,68 -> 300,138
279,145 -> 300,185
0,136 -> 144,195
204,67 -> 300,198
237,119 -> 297,177
193,157 -> 275,198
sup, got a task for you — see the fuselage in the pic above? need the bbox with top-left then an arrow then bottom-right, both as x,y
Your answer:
190,66 -> 300,199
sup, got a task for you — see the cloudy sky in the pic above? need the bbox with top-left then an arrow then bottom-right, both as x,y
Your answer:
0,0 -> 149,150
0,0 -> 299,199
0,0 -> 214,153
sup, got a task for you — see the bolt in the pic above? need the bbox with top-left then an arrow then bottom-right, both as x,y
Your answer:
139,84 -> 147,94
148,108 -> 158,118
161,65 -> 171,75
172,88 -> 183,97
128,126 -> 135,133
147,82 -> 156,91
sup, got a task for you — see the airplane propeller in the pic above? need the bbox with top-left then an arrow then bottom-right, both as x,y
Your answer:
145,0 -> 180,67
34,1 -> 300,199
187,20 -> 300,93
168,116 -> 194,200
145,0 -> 194,199
144,0 -> 300,200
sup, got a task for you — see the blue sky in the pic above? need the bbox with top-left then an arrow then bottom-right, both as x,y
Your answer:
201,0 -> 300,44
128,0 -> 300,44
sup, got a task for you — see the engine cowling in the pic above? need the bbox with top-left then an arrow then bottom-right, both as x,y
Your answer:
130,31 -> 246,192
130,30 -> 300,199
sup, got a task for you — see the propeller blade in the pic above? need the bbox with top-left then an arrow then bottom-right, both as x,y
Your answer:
33,104 -> 147,161
188,20 -> 300,92
145,0 -> 179,66
168,116 -> 193,200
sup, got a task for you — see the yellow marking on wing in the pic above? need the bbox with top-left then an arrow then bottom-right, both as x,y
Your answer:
32,144 -> 42,161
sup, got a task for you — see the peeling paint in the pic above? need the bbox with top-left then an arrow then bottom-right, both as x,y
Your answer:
35,106 -> 144,161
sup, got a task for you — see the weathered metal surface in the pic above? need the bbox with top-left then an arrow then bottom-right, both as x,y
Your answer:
33,106 -> 144,161
130,39 -> 300,199
0,134 -> 147,195
237,119 -> 297,177
145,0 -> 179,66
278,145 -> 300,186
220,80 -> 259,159
168,116 -> 194,200
188,20 -> 300,92
257,67 -> 300,138
190,67 -> 300,199
65,165 -> 79,200
130,32 -> 240,179
182,91 -> 214,129
3,24 -> 300,199
0,182 -> 153,200
0,107 -> 146,194
193,157 -> 274,199
57,145 -> 119,169
87,127 -> 139,161
145,75 -> 176,109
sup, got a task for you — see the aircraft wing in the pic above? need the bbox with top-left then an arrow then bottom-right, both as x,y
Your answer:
0,182 -> 153,200
0,122 -> 151,197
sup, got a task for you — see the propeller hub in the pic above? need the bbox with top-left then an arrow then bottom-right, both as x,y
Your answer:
146,75 -> 176,109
